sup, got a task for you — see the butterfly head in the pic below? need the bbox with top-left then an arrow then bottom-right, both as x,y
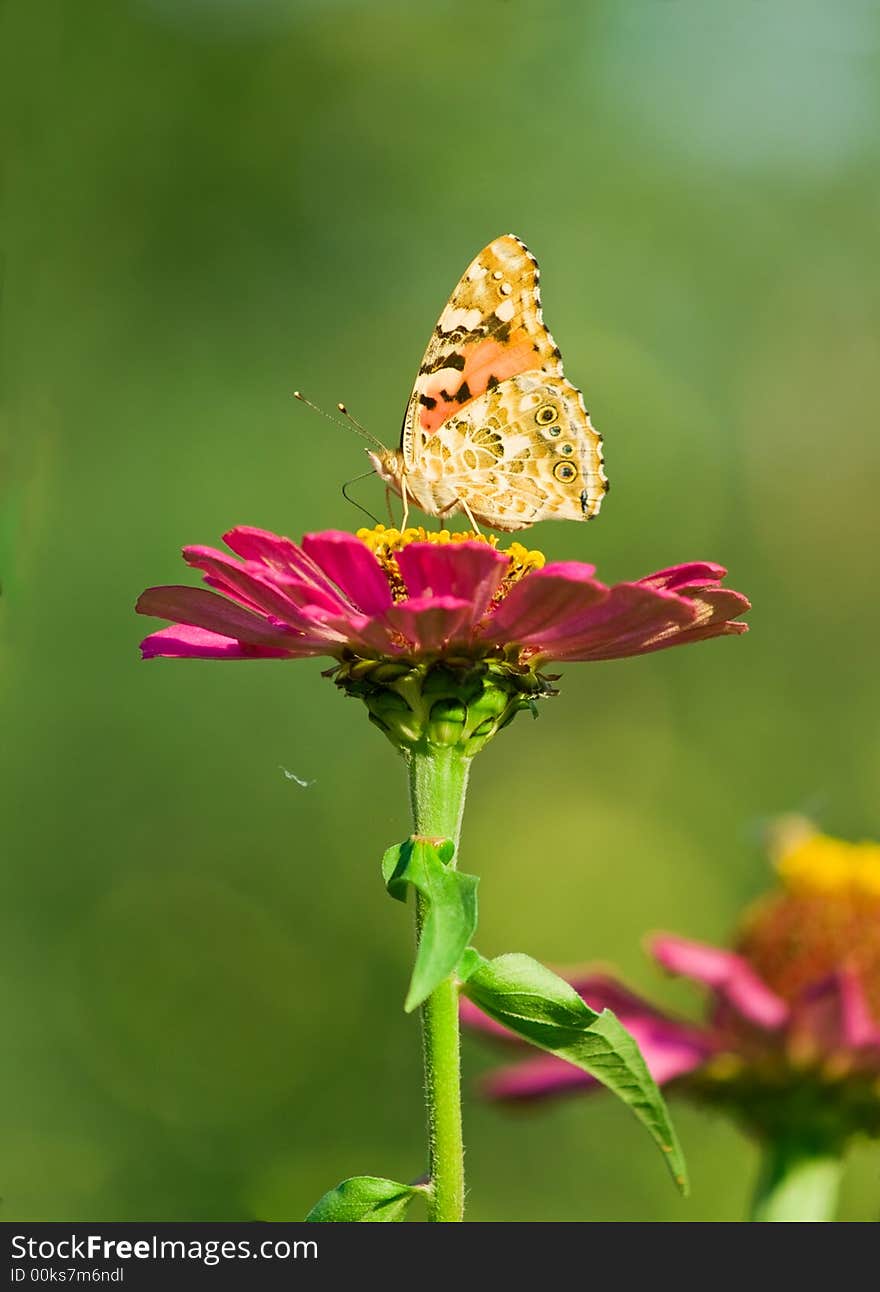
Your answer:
367,447 -> 406,494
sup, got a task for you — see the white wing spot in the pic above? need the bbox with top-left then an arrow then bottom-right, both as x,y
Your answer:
499,282 -> 512,296
495,299 -> 515,323
439,305 -> 483,333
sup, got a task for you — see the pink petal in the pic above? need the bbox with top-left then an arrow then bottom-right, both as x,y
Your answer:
202,573 -> 352,625
222,525 -> 311,569
536,583 -> 698,659
222,526 -> 349,603
548,581 -> 751,660
614,619 -> 748,658
140,624 -> 297,660
682,586 -> 752,626
135,585 -> 306,650
482,1053 -> 595,1101
836,971 -> 880,1049
332,614 -> 400,657
793,976 -> 849,1055
395,542 -> 508,618
184,546 -> 349,627
185,547 -> 359,650
794,971 -> 880,1054
482,558 -> 749,662
636,563 -> 727,592
482,563 -> 607,647
651,935 -> 789,1029
301,531 -> 394,616
622,1020 -> 712,1083
383,596 -> 476,653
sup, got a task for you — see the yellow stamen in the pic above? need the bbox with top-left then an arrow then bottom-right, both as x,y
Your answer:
357,524 -> 545,603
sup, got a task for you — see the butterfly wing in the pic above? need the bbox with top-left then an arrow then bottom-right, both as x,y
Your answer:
401,234 -> 564,466
423,371 -> 607,532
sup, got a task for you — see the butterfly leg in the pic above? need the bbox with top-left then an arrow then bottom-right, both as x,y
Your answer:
400,476 -> 411,532
457,495 -> 482,535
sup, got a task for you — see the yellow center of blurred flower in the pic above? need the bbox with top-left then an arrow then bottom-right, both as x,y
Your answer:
737,822 -> 880,1022
357,524 -> 545,603
776,831 -> 880,900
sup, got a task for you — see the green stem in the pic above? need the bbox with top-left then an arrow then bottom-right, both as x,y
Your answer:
750,1141 -> 843,1222
406,746 -> 471,1223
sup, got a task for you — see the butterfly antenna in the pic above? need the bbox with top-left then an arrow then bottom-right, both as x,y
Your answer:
341,467 -> 381,526
337,403 -> 372,437
293,391 -> 386,452
337,401 -> 388,453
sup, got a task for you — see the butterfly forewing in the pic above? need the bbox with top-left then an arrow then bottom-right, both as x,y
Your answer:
386,233 -> 607,531
402,235 -> 564,466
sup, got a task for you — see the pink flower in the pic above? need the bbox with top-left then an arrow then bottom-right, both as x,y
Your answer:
464,824 -> 880,1144
136,525 -> 749,666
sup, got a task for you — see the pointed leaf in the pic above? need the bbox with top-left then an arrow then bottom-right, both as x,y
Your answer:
305,1175 -> 423,1222
461,952 -> 688,1194
381,838 -> 479,1012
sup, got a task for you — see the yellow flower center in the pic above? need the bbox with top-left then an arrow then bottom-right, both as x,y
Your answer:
356,524 -> 545,604
736,822 -> 880,1021
776,830 -> 880,900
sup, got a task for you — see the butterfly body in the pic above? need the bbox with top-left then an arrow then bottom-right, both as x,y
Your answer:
372,234 -> 607,533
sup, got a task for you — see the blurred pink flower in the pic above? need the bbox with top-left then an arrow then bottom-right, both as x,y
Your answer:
464,824 -> 880,1143
136,524 -> 749,665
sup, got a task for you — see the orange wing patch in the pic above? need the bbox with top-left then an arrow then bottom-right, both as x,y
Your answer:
415,334 -> 539,435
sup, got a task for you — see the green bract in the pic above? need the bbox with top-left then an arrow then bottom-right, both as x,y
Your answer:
332,658 -> 556,755
382,837 -> 479,1012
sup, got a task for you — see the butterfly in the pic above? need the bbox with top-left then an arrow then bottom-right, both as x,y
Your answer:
368,234 -> 607,533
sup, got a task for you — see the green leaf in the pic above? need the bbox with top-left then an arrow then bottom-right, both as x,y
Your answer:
305,1175 -> 423,1222
381,838 -> 478,1013
461,952 -> 688,1195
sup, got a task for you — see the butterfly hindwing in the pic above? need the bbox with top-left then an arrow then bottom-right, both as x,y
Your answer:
418,371 -> 606,532
401,235 -> 563,466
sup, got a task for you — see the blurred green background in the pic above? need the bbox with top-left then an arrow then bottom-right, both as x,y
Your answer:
3,0 -> 879,1221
